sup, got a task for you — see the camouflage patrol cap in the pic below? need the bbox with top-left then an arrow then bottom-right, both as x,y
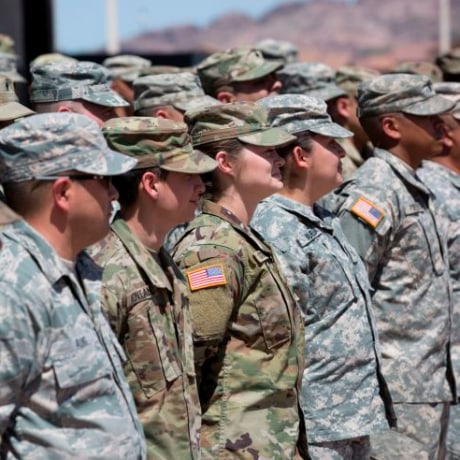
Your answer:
197,48 -> 283,96
0,113 -> 137,183
335,65 -> 380,94
185,101 -> 295,147
103,54 -> 152,83
278,62 -> 347,101
133,72 -> 220,113
391,61 -> 443,83
0,75 -> 34,121
436,47 -> 460,75
138,65 -> 184,77
357,73 -> 454,118
433,82 -> 460,120
0,53 -> 26,83
254,38 -> 299,64
30,53 -> 78,70
30,61 -> 129,107
102,116 -> 217,174
259,94 -> 352,138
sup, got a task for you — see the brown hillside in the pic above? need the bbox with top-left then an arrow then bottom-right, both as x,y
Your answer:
121,0 -> 460,70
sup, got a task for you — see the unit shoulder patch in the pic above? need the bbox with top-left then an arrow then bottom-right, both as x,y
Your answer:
350,196 -> 385,228
186,264 -> 227,291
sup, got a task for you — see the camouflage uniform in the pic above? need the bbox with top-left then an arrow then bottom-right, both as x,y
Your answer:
254,94 -> 392,459
419,159 -> 460,460
252,196 -> 393,458
172,200 -> 307,459
103,54 -> 152,83
253,38 -> 299,64
172,102 -> 307,459
91,218 -> 200,460
0,113 -> 145,459
91,117 -> 217,459
324,74 -> 457,459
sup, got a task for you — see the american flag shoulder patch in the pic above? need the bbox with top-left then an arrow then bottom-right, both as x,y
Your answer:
186,264 -> 227,291
350,197 -> 384,228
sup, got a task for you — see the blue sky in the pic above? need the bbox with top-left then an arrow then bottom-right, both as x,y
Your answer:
53,0 -> 292,53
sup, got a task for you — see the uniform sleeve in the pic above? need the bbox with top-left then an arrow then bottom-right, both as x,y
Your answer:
334,192 -> 392,282
175,246 -> 243,375
0,285 -> 38,435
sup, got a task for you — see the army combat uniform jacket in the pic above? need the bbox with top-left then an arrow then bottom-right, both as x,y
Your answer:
326,148 -> 457,404
0,219 -> 146,460
252,194 -> 394,444
91,216 -> 200,460
172,200 -> 308,460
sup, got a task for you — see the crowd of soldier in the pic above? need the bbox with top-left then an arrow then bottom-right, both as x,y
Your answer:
0,32 -> 460,460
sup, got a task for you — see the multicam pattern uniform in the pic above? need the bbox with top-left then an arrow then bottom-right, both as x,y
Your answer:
325,148 -> 456,455
172,200 -> 308,459
0,219 -> 146,460
251,195 -> 393,447
418,160 -> 460,460
90,216 -> 200,460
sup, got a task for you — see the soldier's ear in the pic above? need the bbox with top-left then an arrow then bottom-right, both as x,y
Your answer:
216,91 -> 235,103
292,145 -> 310,170
140,170 -> 161,201
215,150 -> 236,176
380,114 -> 402,141
51,177 -> 72,212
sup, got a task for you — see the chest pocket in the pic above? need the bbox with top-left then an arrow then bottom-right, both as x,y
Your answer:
249,251 -> 293,352
52,325 -> 114,397
403,204 -> 445,277
124,285 -> 182,398
298,231 -> 357,321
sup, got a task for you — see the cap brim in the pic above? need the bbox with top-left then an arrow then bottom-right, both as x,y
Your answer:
403,94 -> 455,116
160,149 -> 218,174
175,95 -> 221,112
307,86 -> 348,101
233,60 -> 283,83
75,147 -> 138,176
0,101 -> 35,121
305,120 -> 353,139
238,126 -> 295,147
82,90 -> 130,108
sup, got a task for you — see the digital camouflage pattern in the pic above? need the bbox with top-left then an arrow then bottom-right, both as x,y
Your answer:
0,219 -> 146,459
335,65 -> 380,95
258,94 -> 352,137
370,401 -> 450,460
325,149 -> 457,456
433,82 -> 460,120
308,436 -> 370,460
133,72 -> 219,113
390,60 -> 443,83
0,75 -> 34,121
418,160 -> 460,460
253,38 -> 299,64
357,73 -> 454,118
90,216 -> 200,460
102,116 -> 217,174
277,62 -> 347,102
30,60 -> 129,107
251,195 -> 393,447
325,149 -> 456,404
172,200 -> 308,459
196,48 -> 282,96
0,34 -> 25,83
103,54 -> 152,83
30,52 -> 78,70
185,100 -> 295,147
0,113 -> 137,183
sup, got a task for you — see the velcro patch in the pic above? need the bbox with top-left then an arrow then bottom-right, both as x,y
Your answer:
350,197 -> 384,228
186,264 -> 227,291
